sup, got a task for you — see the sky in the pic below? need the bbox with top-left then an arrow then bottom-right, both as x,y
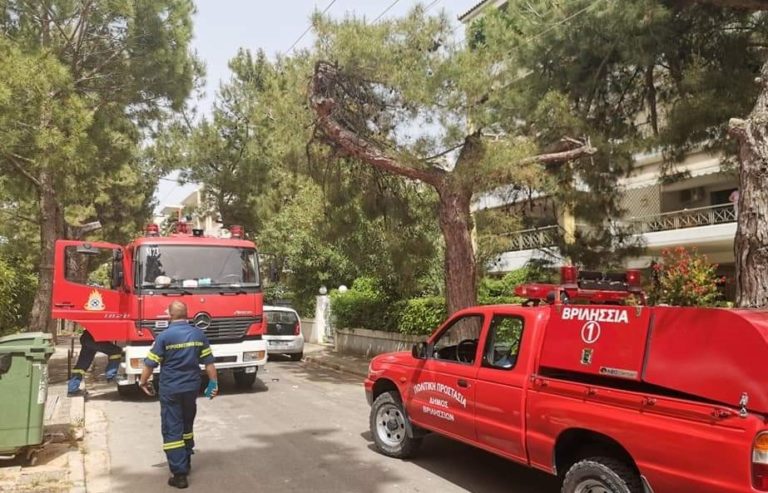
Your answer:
153,0 -> 478,213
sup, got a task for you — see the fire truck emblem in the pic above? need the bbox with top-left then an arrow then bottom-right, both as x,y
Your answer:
84,290 -> 106,311
581,321 -> 601,344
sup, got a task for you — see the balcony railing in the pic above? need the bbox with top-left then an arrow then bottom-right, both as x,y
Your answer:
628,203 -> 736,233
492,225 -> 559,252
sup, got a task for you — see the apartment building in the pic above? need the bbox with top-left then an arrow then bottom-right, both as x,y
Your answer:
461,1 -> 739,281
159,186 -> 223,236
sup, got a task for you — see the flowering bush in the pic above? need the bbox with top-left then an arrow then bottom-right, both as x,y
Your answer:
649,247 -> 722,307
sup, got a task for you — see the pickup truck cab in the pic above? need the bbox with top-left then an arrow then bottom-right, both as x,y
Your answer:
364,271 -> 768,493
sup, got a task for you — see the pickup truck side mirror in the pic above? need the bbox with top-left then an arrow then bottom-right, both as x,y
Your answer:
0,353 -> 11,375
412,342 -> 428,359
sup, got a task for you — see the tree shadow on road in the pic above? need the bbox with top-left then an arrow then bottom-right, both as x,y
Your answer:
84,372 -> 270,403
107,428 -> 407,493
265,359 -> 364,386
359,431 -> 560,493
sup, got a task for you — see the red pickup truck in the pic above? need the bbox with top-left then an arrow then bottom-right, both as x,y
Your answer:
364,271 -> 768,493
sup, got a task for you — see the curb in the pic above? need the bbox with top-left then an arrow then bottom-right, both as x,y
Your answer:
68,396 -> 86,493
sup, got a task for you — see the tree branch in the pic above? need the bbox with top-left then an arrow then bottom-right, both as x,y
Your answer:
518,138 -> 597,165
2,153 -> 41,188
309,62 -> 442,187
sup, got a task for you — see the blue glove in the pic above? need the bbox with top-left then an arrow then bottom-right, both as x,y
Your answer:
204,380 -> 218,399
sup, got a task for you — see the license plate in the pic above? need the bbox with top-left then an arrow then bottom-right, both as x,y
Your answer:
245,366 -> 256,374
269,341 -> 287,348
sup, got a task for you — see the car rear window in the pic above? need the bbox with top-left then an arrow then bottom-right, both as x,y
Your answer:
265,311 -> 298,324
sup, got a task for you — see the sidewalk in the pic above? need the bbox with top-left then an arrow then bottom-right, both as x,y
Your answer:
0,334 -> 86,493
302,342 -> 371,378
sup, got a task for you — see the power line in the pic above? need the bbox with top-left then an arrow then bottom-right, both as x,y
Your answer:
371,0 -> 401,24
285,0 -> 338,54
425,0 -> 442,12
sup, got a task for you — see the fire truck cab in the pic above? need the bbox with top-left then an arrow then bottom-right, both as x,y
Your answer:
52,224 -> 267,395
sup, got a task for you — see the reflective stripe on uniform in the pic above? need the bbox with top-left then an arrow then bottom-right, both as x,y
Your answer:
200,348 -> 212,358
108,354 -> 122,360
165,341 -> 204,351
147,352 -> 163,363
183,432 -> 194,440
163,440 -> 186,451
71,369 -> 86,375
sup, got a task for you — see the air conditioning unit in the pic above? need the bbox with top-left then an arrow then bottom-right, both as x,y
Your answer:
680,187 -> 705,204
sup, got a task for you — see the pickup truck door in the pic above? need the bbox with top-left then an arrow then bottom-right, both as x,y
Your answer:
406,313 -> 485,442
474,312 -> 528,461
51,240 -> 131,340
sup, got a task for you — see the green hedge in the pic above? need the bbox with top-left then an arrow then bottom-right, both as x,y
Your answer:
398,296 -> 447,335
331,271 -> 534,336
330,277 -> 399,332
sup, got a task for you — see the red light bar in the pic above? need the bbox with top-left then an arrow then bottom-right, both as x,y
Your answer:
145,224 -> 159,236
560,266 -> 578,285
230,225 -> 243,239
176,222 -> 189,235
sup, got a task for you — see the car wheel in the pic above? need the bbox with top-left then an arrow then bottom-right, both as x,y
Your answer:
290,351 -> 303,361
562,457 -> 643,493
234,371 -> 256,389
369,391 -> 422,459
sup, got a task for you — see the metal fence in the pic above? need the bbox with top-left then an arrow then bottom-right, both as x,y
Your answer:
493,225 -> 560,252
627,203 -> 736,233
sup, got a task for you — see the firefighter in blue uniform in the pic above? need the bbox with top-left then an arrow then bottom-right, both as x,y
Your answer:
67,330 -> 122,396
139,301 -> 218,489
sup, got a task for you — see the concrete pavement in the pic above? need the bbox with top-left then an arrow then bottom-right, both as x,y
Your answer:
91,354 -> 559,493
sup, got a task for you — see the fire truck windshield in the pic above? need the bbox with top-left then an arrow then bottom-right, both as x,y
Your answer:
136,245 -> 259,290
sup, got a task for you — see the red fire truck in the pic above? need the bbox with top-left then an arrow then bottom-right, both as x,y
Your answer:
364,267 -> 768,493
52,224 -> 267,395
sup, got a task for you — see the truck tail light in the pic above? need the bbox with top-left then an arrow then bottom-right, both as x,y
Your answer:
294,321 -> 301,336
753,432 -> 768,490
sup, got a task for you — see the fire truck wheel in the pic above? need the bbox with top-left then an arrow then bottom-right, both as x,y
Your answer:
369,391 -> 422,459
234,371 -> 256,389
116,383 -> 138,398
562,457 -> 643,493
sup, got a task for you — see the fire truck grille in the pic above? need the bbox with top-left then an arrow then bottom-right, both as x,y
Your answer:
139,317 -> 261,342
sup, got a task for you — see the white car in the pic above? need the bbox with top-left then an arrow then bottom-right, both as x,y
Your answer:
263,305 -> 304,361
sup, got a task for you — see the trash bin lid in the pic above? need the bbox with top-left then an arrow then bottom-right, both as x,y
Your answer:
0,332 -> 54,359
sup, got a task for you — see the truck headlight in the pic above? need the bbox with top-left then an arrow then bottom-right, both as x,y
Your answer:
243,351 -> 265,362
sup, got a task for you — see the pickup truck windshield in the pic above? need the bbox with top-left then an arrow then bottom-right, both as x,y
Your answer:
137,245 -> 260,289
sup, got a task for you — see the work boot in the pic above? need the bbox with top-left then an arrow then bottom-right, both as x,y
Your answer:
168,474 -> 188,489
105,358 -> 120,382
67,376 -> 83,397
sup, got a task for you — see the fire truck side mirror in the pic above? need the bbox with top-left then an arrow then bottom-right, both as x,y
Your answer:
412,342 -> 428,360
110,250 -> 124,290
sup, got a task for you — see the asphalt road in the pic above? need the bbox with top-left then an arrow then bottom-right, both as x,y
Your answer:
93,359 -> 560,493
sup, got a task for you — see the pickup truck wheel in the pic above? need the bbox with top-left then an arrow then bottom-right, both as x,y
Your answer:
562,457 -> 643,493
370,391 -> 422,459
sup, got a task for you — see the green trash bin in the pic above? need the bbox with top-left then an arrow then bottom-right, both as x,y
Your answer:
0,332 -> 54,458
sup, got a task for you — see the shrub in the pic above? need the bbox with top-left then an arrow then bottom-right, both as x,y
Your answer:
649,247 -> 721,307
398,296 -> 447,336
477,269 -> 530,306
0,258 -> 36,335
330,277 -> 398,331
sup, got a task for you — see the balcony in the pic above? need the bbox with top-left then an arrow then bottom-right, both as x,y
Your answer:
627,203 -> 736,233
492,225 -> 559,252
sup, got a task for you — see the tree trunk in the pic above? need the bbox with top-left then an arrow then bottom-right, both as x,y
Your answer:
29,169 -> 59,333
437,186 -> 477,315
730,60 -> 768,308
